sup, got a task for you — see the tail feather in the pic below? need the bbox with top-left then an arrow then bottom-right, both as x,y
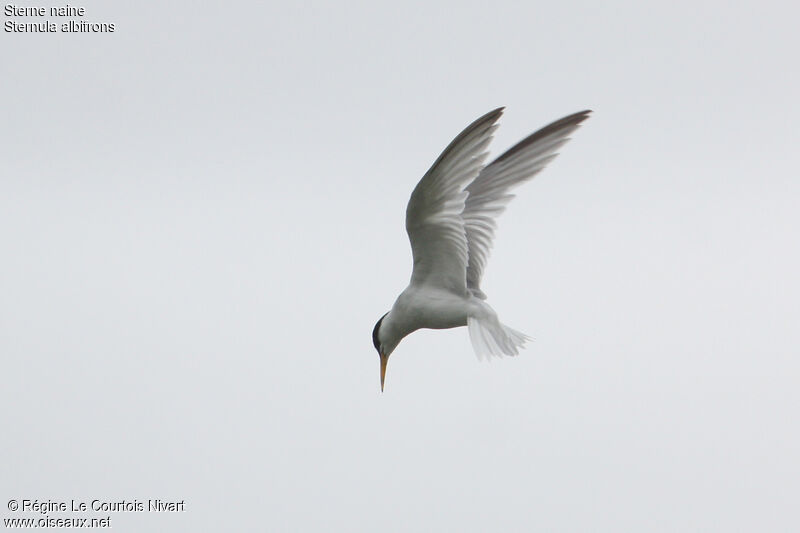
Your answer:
467,315 -> 531,360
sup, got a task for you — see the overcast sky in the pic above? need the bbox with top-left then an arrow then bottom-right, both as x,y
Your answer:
2,1 -> 799,531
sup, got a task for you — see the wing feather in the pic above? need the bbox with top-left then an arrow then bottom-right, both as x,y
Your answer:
405,108 -> 504,293
464,110 -> 591,296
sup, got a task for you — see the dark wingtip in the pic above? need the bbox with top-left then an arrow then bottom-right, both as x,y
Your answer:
422,107 -> 506,178
494,109 -> 592,164
546,109 -> 593,128
471,106 -> 505,129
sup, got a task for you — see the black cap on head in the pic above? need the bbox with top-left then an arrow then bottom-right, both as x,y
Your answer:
372,312 -> 388,353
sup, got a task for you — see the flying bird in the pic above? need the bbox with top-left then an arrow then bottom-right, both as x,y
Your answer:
372,107 -> 590,391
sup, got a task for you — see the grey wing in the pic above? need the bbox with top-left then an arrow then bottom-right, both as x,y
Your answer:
405,108 -> 504,294
464,110 -> 591,297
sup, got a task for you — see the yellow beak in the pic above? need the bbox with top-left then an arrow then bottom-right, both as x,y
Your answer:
380,353 -> 389,392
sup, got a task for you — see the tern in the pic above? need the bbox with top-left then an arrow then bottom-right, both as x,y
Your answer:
372,107 -> 590,391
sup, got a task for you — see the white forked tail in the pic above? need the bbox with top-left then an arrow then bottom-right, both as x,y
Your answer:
467,311 -> 530,360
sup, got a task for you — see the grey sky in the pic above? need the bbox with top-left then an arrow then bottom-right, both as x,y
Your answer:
2,1 -> 799,531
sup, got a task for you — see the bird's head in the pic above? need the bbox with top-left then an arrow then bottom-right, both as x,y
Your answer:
372,312 -> 395,392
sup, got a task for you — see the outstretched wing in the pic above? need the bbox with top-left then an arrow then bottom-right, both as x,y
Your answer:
406,108 -> 504,294
464,110 -> 591,296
